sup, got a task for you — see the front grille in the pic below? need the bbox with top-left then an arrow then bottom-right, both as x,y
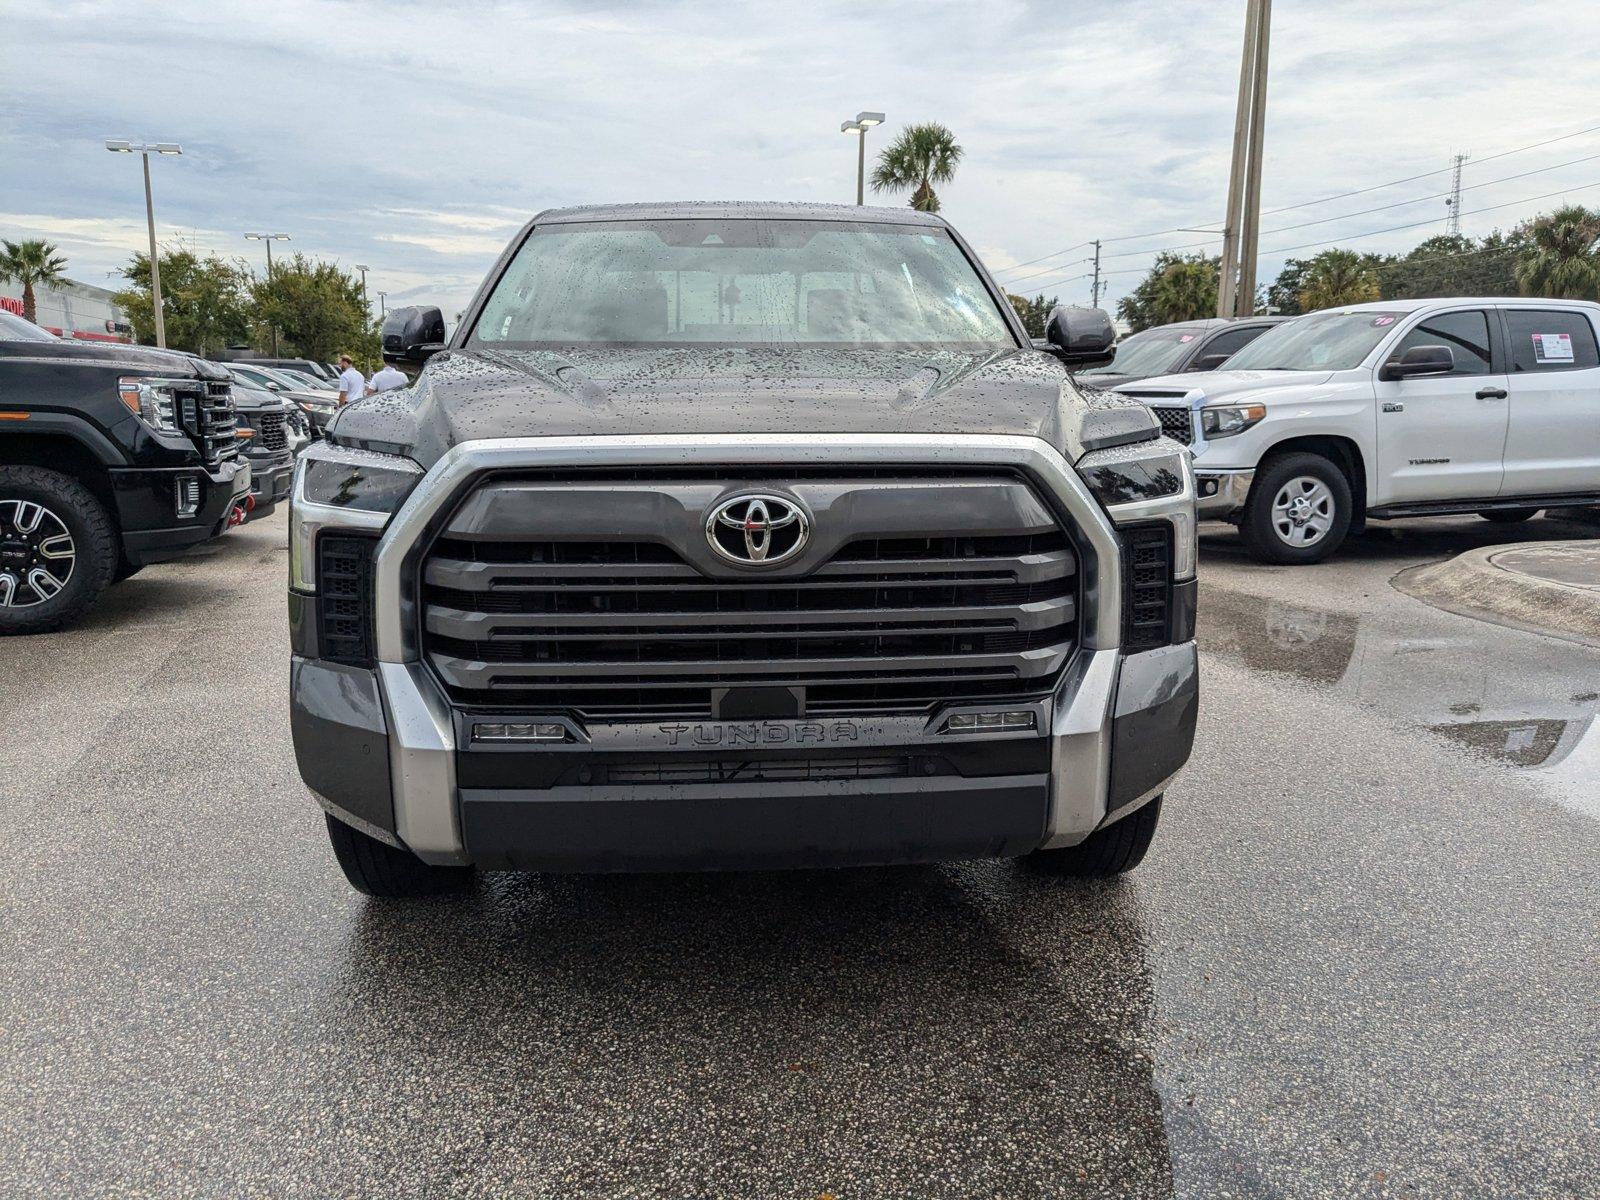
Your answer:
247,410 -> 288,451
1121,523 -> 1174,652
601,756 -> 915,785
175,380 -> 238,463
1150,406 -> 1193,445
317,535 -> 376,664
420,475 -> 1080,720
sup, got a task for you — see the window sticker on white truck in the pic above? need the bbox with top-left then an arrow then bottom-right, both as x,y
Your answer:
1532,332 -> 1575,363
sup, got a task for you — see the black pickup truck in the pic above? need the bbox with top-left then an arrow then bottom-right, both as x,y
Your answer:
0,312 -> 250,633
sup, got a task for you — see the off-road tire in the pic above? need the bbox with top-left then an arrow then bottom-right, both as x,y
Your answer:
1478,508 -> 1540,524
1021,796 -> 1162,878
0,466 -> 117,635
1239,452 -> 1353,565
324,814 -> 475,898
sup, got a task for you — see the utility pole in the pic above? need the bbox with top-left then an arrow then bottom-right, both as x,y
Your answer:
1445,152 -> 1470,236
1090,239 -> 1104,308
1217,0 -> 1271,318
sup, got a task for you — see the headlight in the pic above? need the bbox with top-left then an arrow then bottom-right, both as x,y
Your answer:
117,377 -> 184,433
1075,438 -> 1197,582
289,441 -> 423,592
1200,403 -> 1266,439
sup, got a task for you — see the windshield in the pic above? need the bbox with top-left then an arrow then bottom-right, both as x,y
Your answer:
0,311 -> 58,342
470,218 -> 1015,350
1224,310 -> 1405,372
1080,326 -> 1204,377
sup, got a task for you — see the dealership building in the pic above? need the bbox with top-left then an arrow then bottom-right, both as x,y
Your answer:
0,277 -> 133,342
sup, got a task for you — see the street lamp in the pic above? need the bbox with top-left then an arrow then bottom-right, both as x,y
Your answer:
839,111 -> 884,206
244,233 -> 291,354
354,264 -> 370,316
376,291 -> 388,320
105,139 -> 183,348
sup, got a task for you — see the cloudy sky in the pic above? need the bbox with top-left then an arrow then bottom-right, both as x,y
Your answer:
6,0 -> 1600,322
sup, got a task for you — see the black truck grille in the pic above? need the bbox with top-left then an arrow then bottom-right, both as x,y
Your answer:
176,381 -> 238,462
1149,406 -> 1193,445
246,410 -> 288,451
318,535 -> 376,664
420,477 -> 1079,720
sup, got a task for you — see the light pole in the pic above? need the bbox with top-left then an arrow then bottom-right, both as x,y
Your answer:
355,264 -> 370,314
376,292 -> 388,320
839,111 -> 885,205
245,233 -> 290,354
105,140 -> 182,348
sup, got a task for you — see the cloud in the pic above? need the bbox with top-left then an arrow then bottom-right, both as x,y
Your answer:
4,0 -> 1600,319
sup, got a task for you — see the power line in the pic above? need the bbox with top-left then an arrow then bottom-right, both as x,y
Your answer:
1262,179 -> 1600,255
993,119 -> 1600,282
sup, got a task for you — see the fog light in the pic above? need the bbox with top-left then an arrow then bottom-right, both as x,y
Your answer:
943,710 -> 1036,734
174,476 -> 200,518
473,721 -> 568,743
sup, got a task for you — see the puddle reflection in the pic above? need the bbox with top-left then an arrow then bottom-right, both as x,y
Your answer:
1199,587 -> 1600,778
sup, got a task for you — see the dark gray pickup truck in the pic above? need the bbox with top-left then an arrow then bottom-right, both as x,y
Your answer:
288,202 -> 1198,896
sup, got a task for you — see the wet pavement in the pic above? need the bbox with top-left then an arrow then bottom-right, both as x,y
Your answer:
1,510 -> 1597,1198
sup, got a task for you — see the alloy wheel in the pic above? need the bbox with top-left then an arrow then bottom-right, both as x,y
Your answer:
1270,476 -> 1335,548
0,499 -> 76,608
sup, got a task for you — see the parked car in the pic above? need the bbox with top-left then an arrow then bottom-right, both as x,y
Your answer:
289,201 -> 1199,896
230,380 -> 303,520
1113,297 -> 1600,563
1077,316 -> 1289,390
0,310 -> 250,632
235,356 -> 337,384
226,364 -> 339,435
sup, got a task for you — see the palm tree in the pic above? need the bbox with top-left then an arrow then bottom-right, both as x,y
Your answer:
0,239 -> 68,324
1515,204 -> 1600,300
1298,249 -> 1380,312
1149,258 -> 1218,325
870,123 -> 963,213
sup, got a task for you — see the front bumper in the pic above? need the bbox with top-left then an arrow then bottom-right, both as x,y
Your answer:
291,641 -> 1197,870
1194,468 -> 1254,520
111,457 -> 253,566
244,450 -> 294,520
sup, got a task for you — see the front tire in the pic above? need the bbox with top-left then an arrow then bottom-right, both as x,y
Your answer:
0,466 -> 117,635
324,814 -> 475,897
1239,452 -> 1353,564
1478,508 -> 1540,524
1022,796 -> 1162,878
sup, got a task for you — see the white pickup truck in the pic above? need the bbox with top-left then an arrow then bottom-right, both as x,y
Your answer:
1112,297 -> 1600,562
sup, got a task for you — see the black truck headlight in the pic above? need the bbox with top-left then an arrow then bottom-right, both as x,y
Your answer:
117,377 -> 185,434
1200,403 -> 1266,439
289,441 -> 423,592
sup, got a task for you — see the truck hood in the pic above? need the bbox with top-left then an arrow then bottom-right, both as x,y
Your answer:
1114,369 -> 1335,404
330,345 -> 1156,470
0,339 -> 228,379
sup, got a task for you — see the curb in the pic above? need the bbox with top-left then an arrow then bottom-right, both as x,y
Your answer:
1393,539 -> 1600,648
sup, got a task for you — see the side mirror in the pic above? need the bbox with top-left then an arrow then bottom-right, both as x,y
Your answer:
382,305 -> 447,366
1190,352 -> 1232,372
1043,305 -> 1116,369
1379,344 -> 1454,381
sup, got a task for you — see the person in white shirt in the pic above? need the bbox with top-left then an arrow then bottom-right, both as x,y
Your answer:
335,355 -> 365,406
367,363 -> 409,394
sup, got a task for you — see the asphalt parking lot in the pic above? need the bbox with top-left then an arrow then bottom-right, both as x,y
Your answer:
2,510 -> 1597,1198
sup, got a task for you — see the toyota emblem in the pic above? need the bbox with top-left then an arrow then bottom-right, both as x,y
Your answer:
705,494 -> 810,566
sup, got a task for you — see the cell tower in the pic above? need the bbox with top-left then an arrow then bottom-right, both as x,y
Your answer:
1444,153 -> 1470,237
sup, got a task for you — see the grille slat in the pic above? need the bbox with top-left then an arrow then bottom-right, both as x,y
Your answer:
421,476 -> 1080,719
1150,406 -> 1194,445
1121,524 -> 1174,652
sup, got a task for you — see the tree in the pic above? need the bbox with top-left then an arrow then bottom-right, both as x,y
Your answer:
1117,253 -> 1219,331
1006,292 -> 1060,338
1378,231 -> 1526,300
250,254 -> 371,364
1296,249 -> 1381,312
1514,204 -> 1600,300
870,123 -> 963,213
115,248 -> 252,355
0,239 -> 68,323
